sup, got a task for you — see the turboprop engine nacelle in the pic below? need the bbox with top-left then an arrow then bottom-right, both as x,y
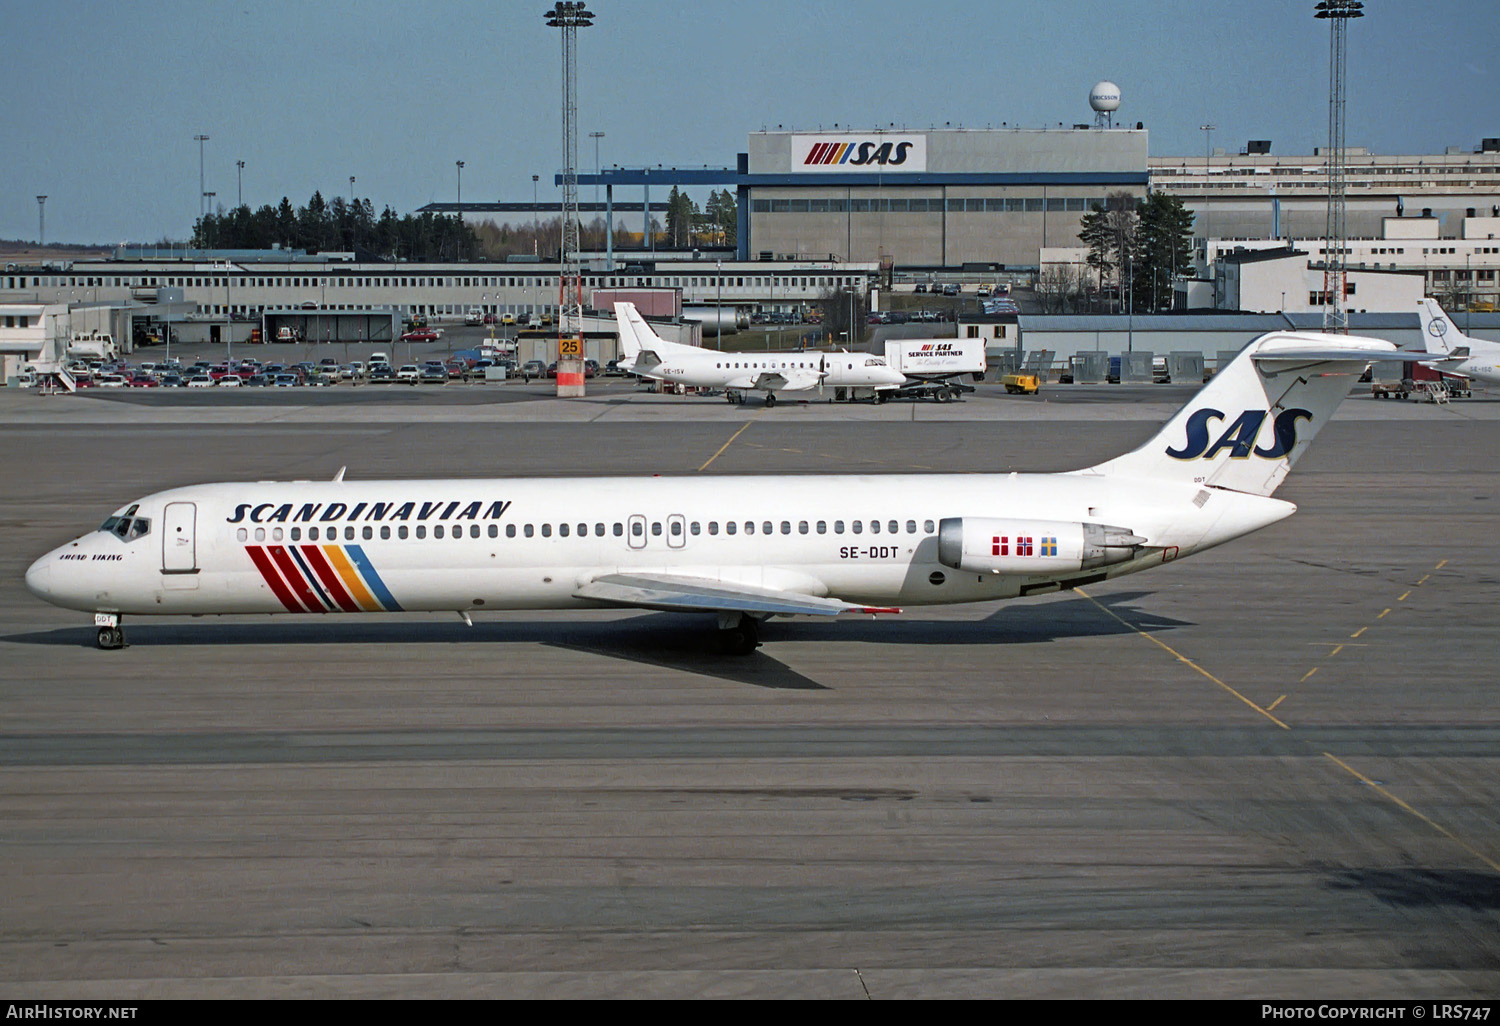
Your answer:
937,518 -> 1144,575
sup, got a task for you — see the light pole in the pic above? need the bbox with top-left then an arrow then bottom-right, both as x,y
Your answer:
194,134 -> 210,219
236,160 -> 245,208
532,175 -> 540,255
456,160 -> 464,209
716,259 -> 723,348
36,196 -> 46,245
1200,123 -> 1215,244
589,131 -> 604,216
349,176 -> 355,201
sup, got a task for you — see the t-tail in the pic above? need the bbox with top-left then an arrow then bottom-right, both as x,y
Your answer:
1078,332 -> 1409,497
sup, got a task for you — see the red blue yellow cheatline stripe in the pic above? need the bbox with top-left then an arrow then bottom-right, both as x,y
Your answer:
244,544 -> 403,613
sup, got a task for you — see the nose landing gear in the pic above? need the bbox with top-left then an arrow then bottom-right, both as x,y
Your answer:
94,614 -> 126,650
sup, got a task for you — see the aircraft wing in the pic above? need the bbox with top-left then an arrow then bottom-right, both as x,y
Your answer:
1251,347 -> 1449,363
749,370 -> 822,392
574,572 -> 898,618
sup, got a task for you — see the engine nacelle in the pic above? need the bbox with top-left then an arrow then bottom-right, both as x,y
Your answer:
937,517 -> 1144,574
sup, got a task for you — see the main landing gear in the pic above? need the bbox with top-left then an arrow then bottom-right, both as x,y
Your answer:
764,392 -> 777,407
94,614 -> 125,650
717,613 -> 762,655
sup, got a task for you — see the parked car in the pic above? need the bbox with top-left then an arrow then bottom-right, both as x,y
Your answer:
1153,356 -> 1170,383
419,365 -> 448,384
244,374 -> 270,387
368,365 -> 397,384
185,375 -> 214,388
400,329 -> 438,343
397,364 -> 421,384
520,359 -> 546,381
127,374 -> 158,388
272,374 -> 301,387
215,375 -> 242,388
546,362 -> 558,379
157,373 -> 183,388
583,359 -> 599,378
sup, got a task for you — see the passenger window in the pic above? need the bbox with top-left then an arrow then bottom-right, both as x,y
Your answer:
690,522 -> 700,535
745,522 -> 754,535
798,521 -> 808,534
577,523 -> 587,537
542,524 -> 552,537
870,521 -> 881,534
559,523 -> 570,537
924,520 -> 935,533
435,525 -> 446,539
906,520 -> 917,534
613,523 -> 623,536
254,527 -> 266,542
505,524 -> 516,538
268,528 -> 280,541
726,522 -> 737,535
852,521 -> 863,535
363,526 -> 373,540
290,527 -> 301,542
651,522 -> 662,536
595,523 -> 605,536
708,521 -> 719,535
399,526 -> 409,539
834,520 -> 844,534
345,526 -> 355,541
309,526 -> 320,541
631,522 -> 643,537
780,521 -> 791,534
888,520 -> 899,534
416,525 -> 427,539
763,521 -> 773,534
471,524 -> 480,538
488,524 -> 498,538
236,527 -> 248,542
671,521 -> 682,536
816,521 -> 826,534
524,524 -> 535,537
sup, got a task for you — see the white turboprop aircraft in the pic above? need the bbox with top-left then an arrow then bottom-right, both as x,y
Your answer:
614,302 -> 905,405
1415,298 -> 1500,386
26,332 -> 1434,654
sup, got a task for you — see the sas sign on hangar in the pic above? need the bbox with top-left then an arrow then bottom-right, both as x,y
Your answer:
792,135 -> 927,173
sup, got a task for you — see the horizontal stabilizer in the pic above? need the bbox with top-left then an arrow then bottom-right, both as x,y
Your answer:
574,572 -> 895,618
1251,347 -> 1443,363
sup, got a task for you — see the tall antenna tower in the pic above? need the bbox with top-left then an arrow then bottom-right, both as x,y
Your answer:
547,2 -> 594,396
1315,0 -> 1363,332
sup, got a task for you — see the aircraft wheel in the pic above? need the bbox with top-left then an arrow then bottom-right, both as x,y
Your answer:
765,393 -> 777,407
718,616 -> 760,655
96,626 -> 125,650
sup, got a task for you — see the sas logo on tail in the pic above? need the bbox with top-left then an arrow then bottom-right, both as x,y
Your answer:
1166,408 -> 1312,461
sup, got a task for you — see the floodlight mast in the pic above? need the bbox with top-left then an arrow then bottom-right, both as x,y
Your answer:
1315,0 -> 1364,333
546,2 -> 594,396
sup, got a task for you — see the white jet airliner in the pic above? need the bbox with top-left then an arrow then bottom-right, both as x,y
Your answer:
614,302 -> 905,405
1415,298 -> 1500,386
26,332 -> 1431,653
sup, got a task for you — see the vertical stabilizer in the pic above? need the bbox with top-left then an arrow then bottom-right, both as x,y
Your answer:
1078,332 -> 1398,497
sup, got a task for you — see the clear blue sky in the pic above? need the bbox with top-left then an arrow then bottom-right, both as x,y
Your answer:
2,0 -> 1492,244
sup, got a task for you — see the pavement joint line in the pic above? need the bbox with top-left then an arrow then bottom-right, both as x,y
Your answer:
1351,626 -> 1368,638
1377,608 -> 1391,619
1082,583 -> 1500,876
1300,667 -> 1319,682
696,413 -> 763,472
1268,695 -> 1286,711
1399,591 -> 1411,602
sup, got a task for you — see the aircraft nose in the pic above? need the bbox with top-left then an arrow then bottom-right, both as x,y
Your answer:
24,557 -> 52,600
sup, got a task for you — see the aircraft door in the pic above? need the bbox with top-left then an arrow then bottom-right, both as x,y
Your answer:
667,514 -> 686,549
627,514 -> 647,550
162,501 -> 198,573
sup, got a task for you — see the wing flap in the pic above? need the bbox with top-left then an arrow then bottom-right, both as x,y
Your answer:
574,572 -> 897,618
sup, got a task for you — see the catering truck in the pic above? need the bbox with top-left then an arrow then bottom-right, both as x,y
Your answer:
880,337 -> 987,401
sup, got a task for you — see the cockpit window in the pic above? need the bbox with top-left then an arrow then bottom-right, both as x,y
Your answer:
100,510 -> 151,542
